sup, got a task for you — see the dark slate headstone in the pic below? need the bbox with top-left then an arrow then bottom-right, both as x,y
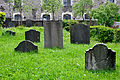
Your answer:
2,30 -> 16,36
70,24 -> 90,44
44,20 -> 63,48
25,29 -> 40,42
8,22 -> 15,27
15,40 -> 38,52
26,19 -> 33,27
85,44 -> 116,70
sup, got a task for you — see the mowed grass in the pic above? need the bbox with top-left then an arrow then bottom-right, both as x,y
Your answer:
0,27 -> 120,80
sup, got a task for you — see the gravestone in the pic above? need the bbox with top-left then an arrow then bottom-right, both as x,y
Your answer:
85,44 -> 116,70
2,30 -> 16,36
70,24 -> 90,44
15,40 -> 38,52
44,20 -> 63,48
25,29 -> 40,42
26,19 -> 33,27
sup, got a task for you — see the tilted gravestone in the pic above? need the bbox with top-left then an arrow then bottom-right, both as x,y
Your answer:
25,29 -> 40,42
15,40 -> 38,52
44,21 -> 63,48
2,30 -> 16,36
85,44 -> 116,70
70,24 -> 90,44
26,19 -> 33,27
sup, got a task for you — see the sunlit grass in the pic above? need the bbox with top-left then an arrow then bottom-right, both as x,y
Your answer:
0,27 -> 120,80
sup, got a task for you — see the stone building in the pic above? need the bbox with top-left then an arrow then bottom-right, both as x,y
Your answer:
0,0 -> 120,21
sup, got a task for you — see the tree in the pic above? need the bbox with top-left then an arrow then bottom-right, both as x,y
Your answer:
91,2 -> 120,27
72,0 -> 93,21
9,0 -> 40,26
0,12 -> 5,27
42,0 -> 63,20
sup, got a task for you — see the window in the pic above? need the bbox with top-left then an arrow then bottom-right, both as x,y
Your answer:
32,9 -> 37,19
15,14 -> 21,21
0,6 -> 5,12
63,14 -> 71,20
63,0 -> 71,6
107,0 -> 114,3
85,14 -> 89,19
43,14 -> 50,20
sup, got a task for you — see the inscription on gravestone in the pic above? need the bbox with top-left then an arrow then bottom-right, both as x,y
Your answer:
44,21 -> 63,48
25,29 -> 40,42
85,44 -> 116,70
70,24 -> 90,44
15,40 -> 38,52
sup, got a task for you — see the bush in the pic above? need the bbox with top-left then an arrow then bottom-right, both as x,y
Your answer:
0,12 -> 5,27
90,26 -> 115,43
62,19 -> 78,31
114,29 -> 120,43
97,27 -> 114,43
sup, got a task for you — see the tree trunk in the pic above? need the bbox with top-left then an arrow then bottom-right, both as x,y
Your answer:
52,11 -> 55,21
20,8 -> 22,26
89,15 -> 91,26
82,15 -> 84,22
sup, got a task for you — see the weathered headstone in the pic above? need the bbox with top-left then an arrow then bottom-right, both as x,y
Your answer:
15,40 -> 38,52
85,44 -> 116,70
70,24 -> 90,44
25,29 -> 40,42
26,19 -> 33,27
2,30 -> 16,36
44,20 -> 63,48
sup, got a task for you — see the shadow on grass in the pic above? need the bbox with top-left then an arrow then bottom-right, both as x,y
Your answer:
86,69 -> 116,74
13,50 -> 38,55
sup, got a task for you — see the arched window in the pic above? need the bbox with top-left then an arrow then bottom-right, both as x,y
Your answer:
85,14 -> 89,19
63,0 -> 71,6
15,14 -> 21,21
0,6 -> 5,12
42,14 -> 50,20
107,0 -> 114,3
63,14 -> 71,20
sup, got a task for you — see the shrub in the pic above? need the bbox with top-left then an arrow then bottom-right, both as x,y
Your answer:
0,12 -> 5,27
114,29 -> 120,43
90,26 -> 114,43
97,27 -> 114,43
62,19 -> 78,31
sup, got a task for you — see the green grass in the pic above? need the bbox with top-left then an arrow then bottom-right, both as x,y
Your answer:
0,27 -> 120,80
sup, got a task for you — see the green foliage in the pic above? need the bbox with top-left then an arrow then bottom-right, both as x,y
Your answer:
90,26 -> 120,43
90,26 -> 114,43
42,0 -> 63,20
114,29 -> 120,42
0,27 -> 120,79
62,20 -> 78,31
91,2 -> 119,27
73,0 -> 93,20
97,27 -> 114,43
0,12 -> 5,27
9,0 -> 40,25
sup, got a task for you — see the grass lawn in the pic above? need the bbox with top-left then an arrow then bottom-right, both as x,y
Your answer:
0,27 -> 120,80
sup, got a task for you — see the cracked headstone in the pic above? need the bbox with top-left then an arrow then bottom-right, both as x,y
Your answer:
70,24 -> 90,44
15,40 -> 38,52
85,44 -> 116,70
25,29 -> 40,42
